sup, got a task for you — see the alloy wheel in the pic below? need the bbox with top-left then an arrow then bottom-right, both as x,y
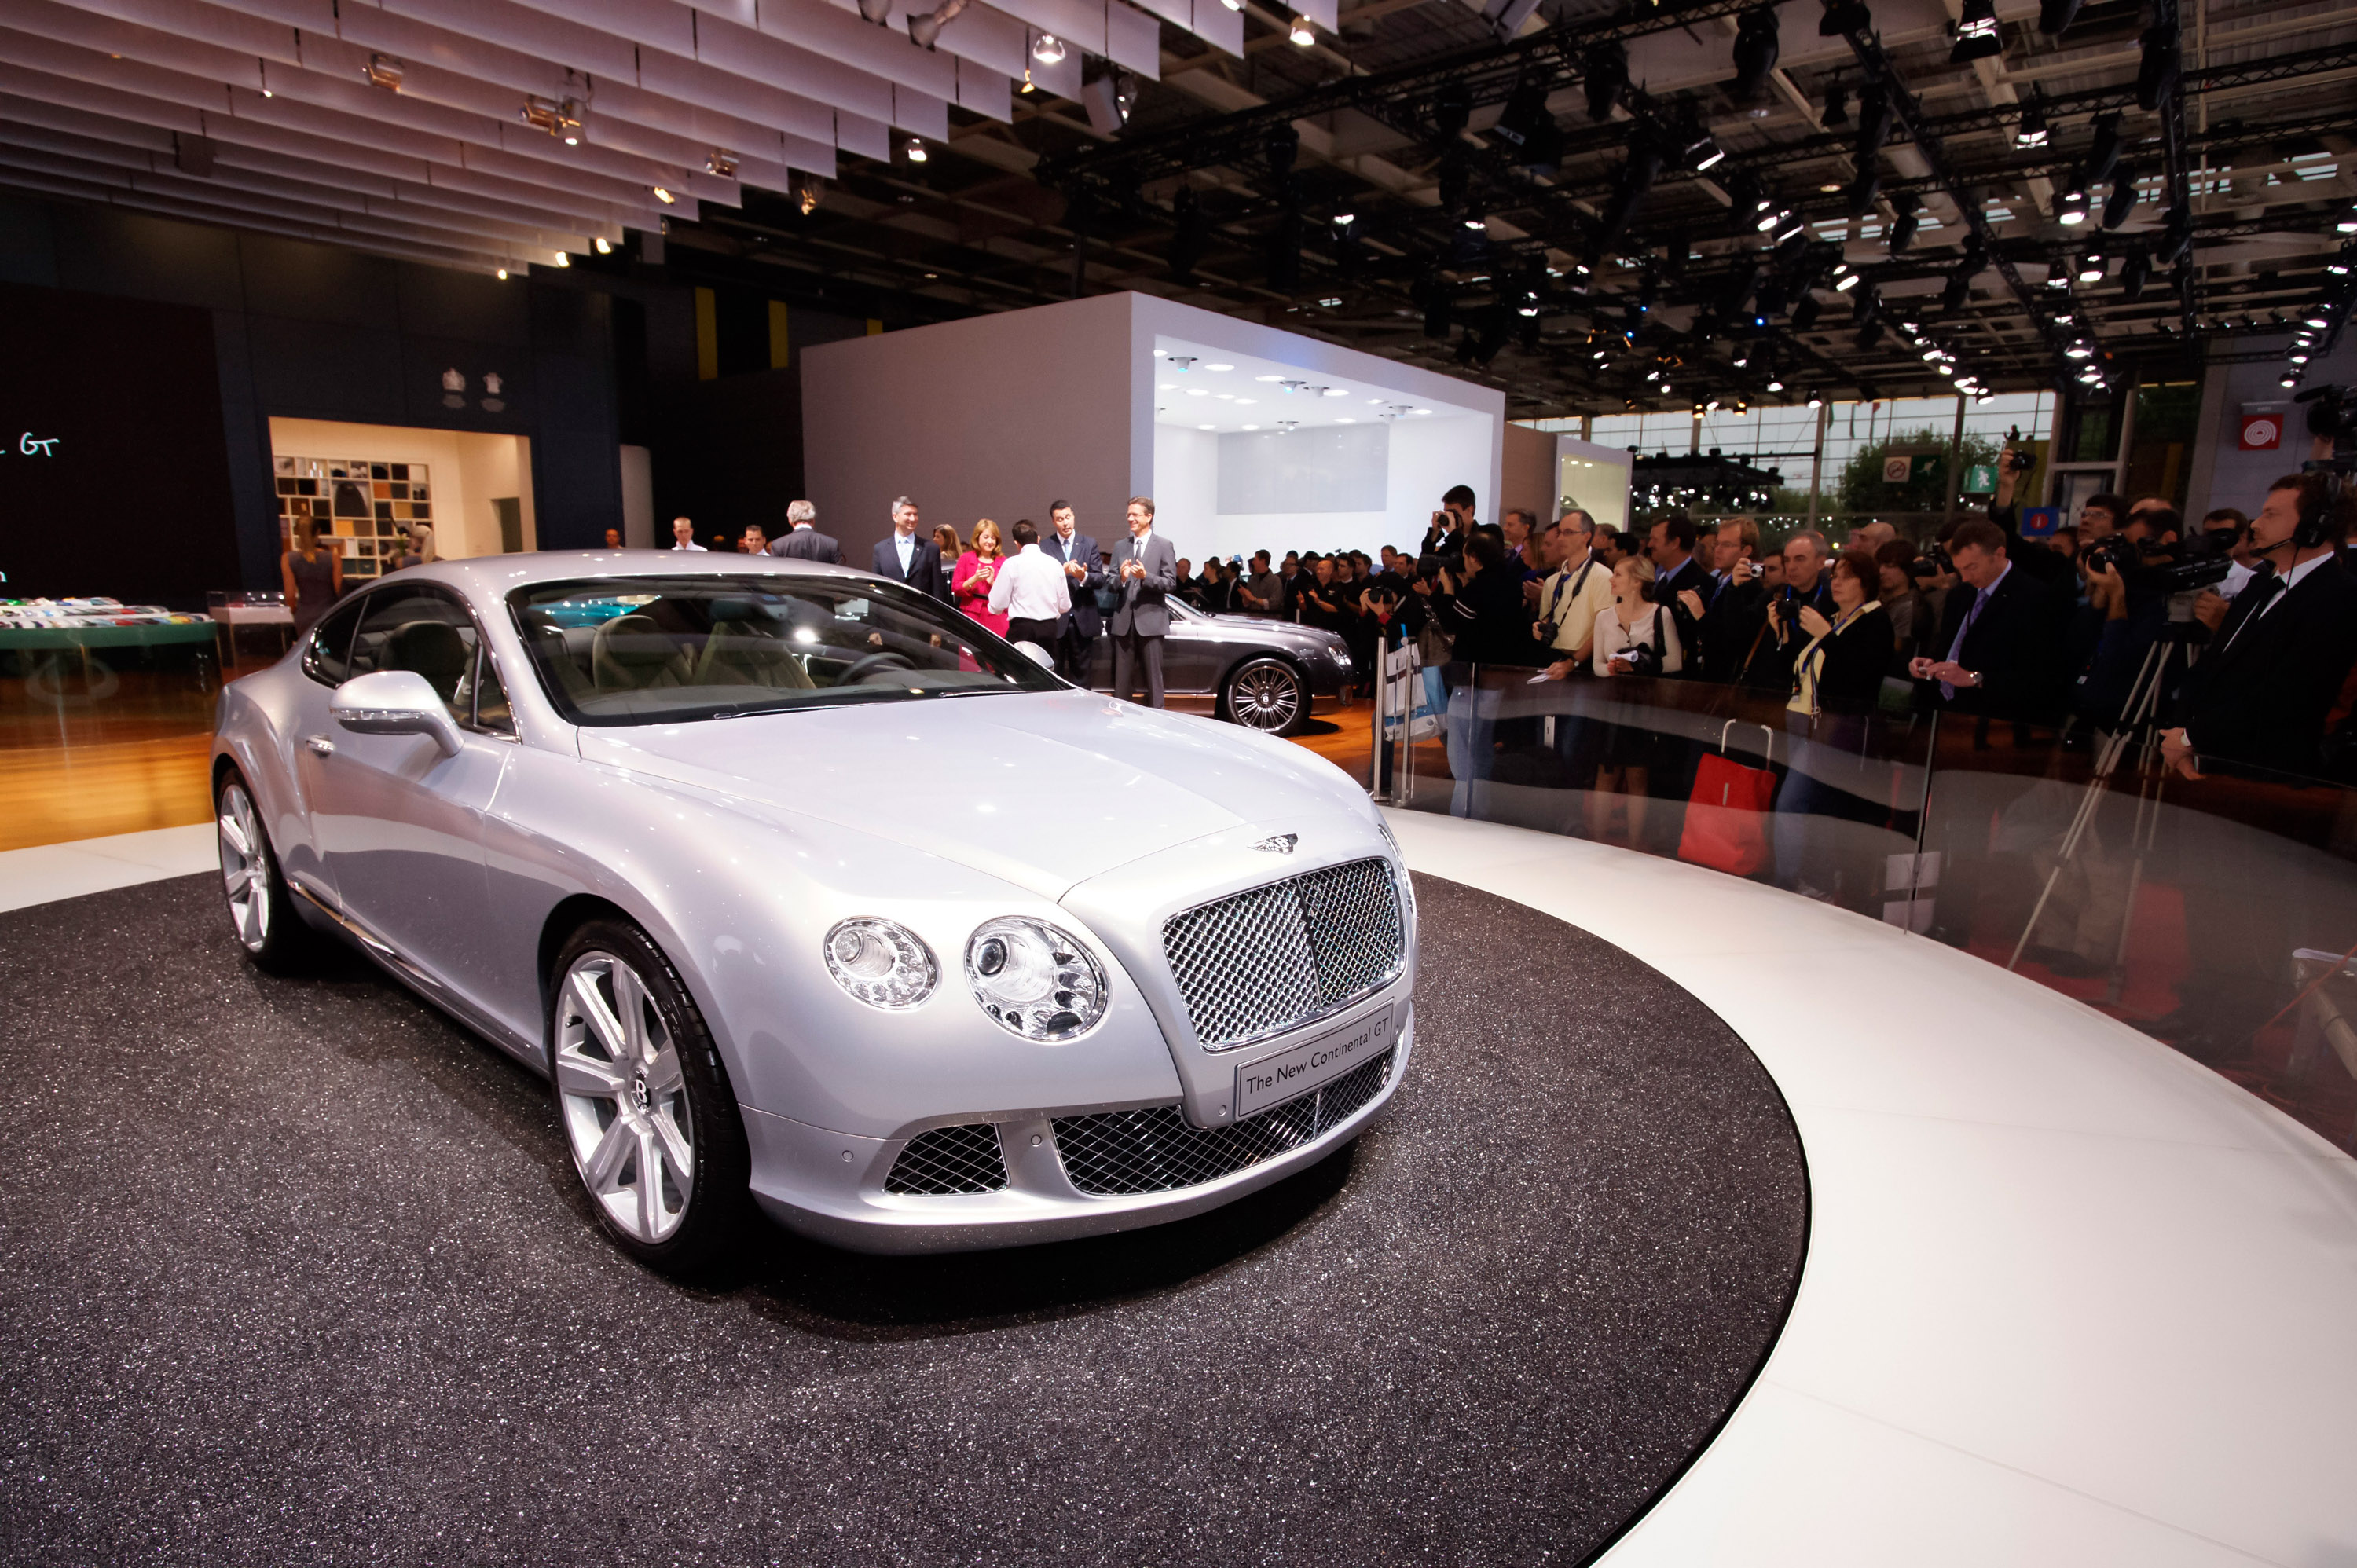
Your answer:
554,951 -> 696,1244
217,781 -> 271,953
1228,660 -> 1304,732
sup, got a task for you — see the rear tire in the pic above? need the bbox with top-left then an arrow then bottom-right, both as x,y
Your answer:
214,770 -> 315,974
548,919 -> 753,1275
1222,656 -> 1309,736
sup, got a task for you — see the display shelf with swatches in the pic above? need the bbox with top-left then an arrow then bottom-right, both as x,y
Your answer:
272,456 -> 433,581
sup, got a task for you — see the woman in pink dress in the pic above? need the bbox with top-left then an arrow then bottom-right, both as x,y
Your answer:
952,519 -> 1010,637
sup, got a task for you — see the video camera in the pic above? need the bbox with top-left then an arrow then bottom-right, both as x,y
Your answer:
2297,384 -> 2357,444
1908,542 -> 1955,581
2080,528 -> 2233,620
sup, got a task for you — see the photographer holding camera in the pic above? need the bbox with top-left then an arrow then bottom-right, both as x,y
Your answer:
1985,432 -> 2077,589
2161,471 -> 2357,781
1421,485 -> 1478,568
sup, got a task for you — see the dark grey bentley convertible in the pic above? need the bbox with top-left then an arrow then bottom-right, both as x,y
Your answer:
1080,600 -> 1354,735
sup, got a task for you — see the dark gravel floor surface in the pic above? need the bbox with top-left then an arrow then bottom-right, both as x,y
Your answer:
0,872 -> 1805,1567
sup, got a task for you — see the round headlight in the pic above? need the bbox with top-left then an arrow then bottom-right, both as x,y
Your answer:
965,918 -> 1109,1041
823,918 -> 938,1009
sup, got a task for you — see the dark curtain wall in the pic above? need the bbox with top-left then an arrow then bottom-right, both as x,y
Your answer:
0,280 -> 242,605
0,194 -> 628,592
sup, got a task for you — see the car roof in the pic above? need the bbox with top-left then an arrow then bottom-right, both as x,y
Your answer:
383,551 -> 876,601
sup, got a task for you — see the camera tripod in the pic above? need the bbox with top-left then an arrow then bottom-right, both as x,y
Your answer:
2006,621 -> 2204,978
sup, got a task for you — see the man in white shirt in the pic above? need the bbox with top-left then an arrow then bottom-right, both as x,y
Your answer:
1537,511 -> 1614,676
986,520 -> 1073,653
669,516 -> 706,551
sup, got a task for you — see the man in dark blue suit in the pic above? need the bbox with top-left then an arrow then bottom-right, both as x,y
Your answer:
869,496 -> 947,601
770,499 -> 841,563
1043,498 -> 1105,682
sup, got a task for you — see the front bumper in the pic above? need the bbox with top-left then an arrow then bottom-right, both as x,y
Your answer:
744,998 -> 1413,1254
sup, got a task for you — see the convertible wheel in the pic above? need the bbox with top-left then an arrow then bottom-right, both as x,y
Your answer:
215,771 -> 312,973
550,921 -> 750,1273
1223,657 -> 1308,736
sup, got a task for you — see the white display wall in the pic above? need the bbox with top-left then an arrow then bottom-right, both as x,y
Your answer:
803,293 -> 1504,570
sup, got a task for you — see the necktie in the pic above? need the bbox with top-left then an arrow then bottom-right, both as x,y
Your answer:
2224,573 -> 2285,651
1939,588 -> 1987,701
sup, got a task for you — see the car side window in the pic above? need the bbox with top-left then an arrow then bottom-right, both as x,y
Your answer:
302,596 -> 368,687
350,585 -> 478,720
469,643 -> 514,735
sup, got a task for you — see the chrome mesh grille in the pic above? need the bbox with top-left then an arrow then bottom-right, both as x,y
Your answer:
885,1123 -> 1007,1195
1053,1048 -> 1395,1196
1163,858 -> 1405,1048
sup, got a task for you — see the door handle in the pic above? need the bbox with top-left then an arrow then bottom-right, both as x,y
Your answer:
304,734 -> 335,757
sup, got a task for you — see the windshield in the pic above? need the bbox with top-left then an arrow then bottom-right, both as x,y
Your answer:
509,575 -> 1065,725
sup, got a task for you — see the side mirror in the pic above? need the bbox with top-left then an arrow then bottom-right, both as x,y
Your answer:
332,669 -> 464,757
1014,639 -> 1056,668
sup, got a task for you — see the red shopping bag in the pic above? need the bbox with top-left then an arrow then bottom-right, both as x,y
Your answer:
1677,723 -> 1776,875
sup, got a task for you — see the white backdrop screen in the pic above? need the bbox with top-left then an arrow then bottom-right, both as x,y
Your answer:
1216,424 -> 1389,513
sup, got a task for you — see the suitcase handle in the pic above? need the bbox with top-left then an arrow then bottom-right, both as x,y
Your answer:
1717,719 -> 1775,764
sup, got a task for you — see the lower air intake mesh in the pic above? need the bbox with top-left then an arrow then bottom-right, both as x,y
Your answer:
1052,1048 -> 1395,1196
885,1122 -> 1008,1195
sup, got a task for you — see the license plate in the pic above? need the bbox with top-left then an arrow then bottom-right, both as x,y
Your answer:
1235,1004 -> 1392,1119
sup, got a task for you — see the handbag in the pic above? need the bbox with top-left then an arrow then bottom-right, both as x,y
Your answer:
1677,720 -> 1776,875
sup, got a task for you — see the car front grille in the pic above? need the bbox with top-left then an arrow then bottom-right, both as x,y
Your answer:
1051,1047 -> 1395,1196
884,1123 -> 1008,1195
1161,857 -> 1405,1049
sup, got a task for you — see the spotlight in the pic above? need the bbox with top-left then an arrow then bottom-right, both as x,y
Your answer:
1951,0 -> 2000,63
2120,244 -> 2150,300
2283,373 -> 2301,388
1857,320 -> 1885,350
1464,207 -> 1487,232
1853,285 -> 1881,330
496,267 -> 509,280
1497,72 -> 1563,174
1834,266 -> 1862,293
1846,169 -> 1880,217
2015,93 -> 2049,148
905,137 -> 927,163
2102,167 -> 2138,229
552,251 -> 570,268
1596,134 -> 1666,251
1791,295 -> 1824,329
1289,13 -> 1316,46
2307,313 -> 2333,329
1820,0 -> 1871,35
593,236 -> 611,255
2157,204 -> 2191,264
1729,7 -> 1780,101
2039,0 -> 2082,32
858,0 -> 889,19
1853,84 -> 1893,163
2082,113 -> 2125,187
1767,375 -> 1786,391
1807,388 -> 1825,406
1688,134 -> 1727,172
1889,192 -> 1919,253
2137,22 -> 2179,111
1582,42 -> 1628,122
1333,211 -> 1354,227
1265,123 -> 1299,179
364,53 -> 404,91
652,186 -> 676,204
1824,82 -> 1850,127
2076,244 -> 2106,284
1031,29 -> 1065,62
1943,257 -> 1975,310
907,0 -> 973,50
2058,178 -> 2088,226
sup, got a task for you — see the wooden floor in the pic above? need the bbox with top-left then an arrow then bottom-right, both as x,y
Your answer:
0,689 -> 1416,854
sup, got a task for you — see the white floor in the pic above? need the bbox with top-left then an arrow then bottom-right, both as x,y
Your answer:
9,815 -> 2356,1559
0,823 -> 218,913
1386,810 -> 2357,1567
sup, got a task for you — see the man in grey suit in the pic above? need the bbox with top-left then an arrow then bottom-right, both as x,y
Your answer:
868,496 -> 948,601
769,500 -> 841,563
1043,498 -> 1105,683
1109,495 -> 1177,708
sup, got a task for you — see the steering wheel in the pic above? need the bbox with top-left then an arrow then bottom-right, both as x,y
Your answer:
837,650 -> 918,687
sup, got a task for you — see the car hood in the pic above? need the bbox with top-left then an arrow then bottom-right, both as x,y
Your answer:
574,689 -> 1369,900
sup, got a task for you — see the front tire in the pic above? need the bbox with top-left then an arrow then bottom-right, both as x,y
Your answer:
1223,656 -> 1309,736
215,770 -> 313,973
548,921 -> 751,1273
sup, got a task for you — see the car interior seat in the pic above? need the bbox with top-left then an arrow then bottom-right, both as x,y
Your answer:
383,619 -> 471,704
591,614 -> 687,691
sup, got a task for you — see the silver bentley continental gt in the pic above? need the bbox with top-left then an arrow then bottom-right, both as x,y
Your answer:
211,552 -> 1416,1270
